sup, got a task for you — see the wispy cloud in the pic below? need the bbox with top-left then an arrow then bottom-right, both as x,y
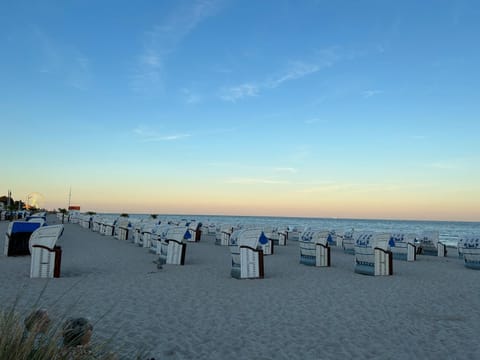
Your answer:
133,126 -> 191,142
427,161 -> 458,170
219,48 -> 341,102
181,88 -> 202,104
362,89 -> 383,98
220,83 -> 260,102
68,56 -> 91,90
132,0 -> 222,92
33,26 -> 92,90
225,177 -> 290,185
273,167 -> 297,173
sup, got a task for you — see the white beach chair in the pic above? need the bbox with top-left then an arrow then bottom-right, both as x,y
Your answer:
29,225 -> 64,278
286,226 -> 303,242
114,217 -> 131,240
277,226 -> 288,246
299,229 -> 331,267
342,229 -> 355,254
229,228 -> 265,279
388,233 -> 417,261
460,236 -> 480,270
216,224 -> 234,246
156,226 -> 188,265
99,217 -> 116,236
354,232 -> 393,276
186,221 -> 201,242
200,223 -> 217,242
416,231 -> 446,257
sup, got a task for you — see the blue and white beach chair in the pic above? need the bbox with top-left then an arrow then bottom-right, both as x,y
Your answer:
461,236 -> 480,270
299,229 -> 331,267
416,231 -> 446,257
354,232 -> 393,276
388,233 -> 417,261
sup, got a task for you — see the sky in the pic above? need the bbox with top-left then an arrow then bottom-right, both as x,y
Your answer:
1,0 -> 479,221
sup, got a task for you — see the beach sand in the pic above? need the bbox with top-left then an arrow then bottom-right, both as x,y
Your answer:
1,216 -> 479,359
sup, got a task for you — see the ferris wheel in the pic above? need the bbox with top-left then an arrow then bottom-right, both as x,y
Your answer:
26,192 -> 45,210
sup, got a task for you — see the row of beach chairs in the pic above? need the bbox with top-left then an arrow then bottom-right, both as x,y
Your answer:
64,213 -> 480,279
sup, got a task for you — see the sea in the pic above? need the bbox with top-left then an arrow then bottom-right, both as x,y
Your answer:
101,213 -> 480,247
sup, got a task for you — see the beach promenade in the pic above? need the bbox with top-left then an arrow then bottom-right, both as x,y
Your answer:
1,216 -> 479,359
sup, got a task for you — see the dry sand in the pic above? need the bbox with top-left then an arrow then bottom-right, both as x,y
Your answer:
1,215 -> 479,359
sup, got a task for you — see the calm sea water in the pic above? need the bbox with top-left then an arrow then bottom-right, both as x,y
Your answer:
102,213 -> 480,247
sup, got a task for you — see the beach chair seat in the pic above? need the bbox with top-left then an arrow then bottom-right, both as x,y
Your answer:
354,233 -> 393,276
299,229 -> 331,267
29,225 -> 64,278
461,236 -> 480,270
229,229 -> 265,279
388,233 -> 417,261
416,231 -> 446,256
4,221 -> 43,256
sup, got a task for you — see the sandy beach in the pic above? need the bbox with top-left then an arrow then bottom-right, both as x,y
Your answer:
1,215 -> 479,359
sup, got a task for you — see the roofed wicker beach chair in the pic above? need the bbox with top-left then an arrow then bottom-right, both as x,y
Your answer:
99,217 -> 116,236
460,236 -> 480,270
150,224 -> 171,255
216,224 -> 234,246
200,222 -> 217,242
157,226 -> 189,265
229,228 -> 266,279
388,233 -> 417,261
4,220 -> 44,256
187,220 -> 202,242
415,231 -> 446,256
114,216 -> 132,240
29,224 -> 64,278
341,229 -> 355,254
286,226 -> 303,241
299,229 -> 331,267
354,232 -> 393,276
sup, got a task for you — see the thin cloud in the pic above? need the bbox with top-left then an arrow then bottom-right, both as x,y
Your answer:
362,89 -> 383,98
33,26 -> 91,90
182,88 -> 202,104
220,83 -> 259,102
428,161 -> 458,170
132,0 -> 222,92
219,47 -> 340,102
226,177 -> 290,185
266,61 -> 320,88
133,126 -> 191,142
273,167 -> 297,174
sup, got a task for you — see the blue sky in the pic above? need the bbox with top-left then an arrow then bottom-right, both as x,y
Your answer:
1,0 -> 479,221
